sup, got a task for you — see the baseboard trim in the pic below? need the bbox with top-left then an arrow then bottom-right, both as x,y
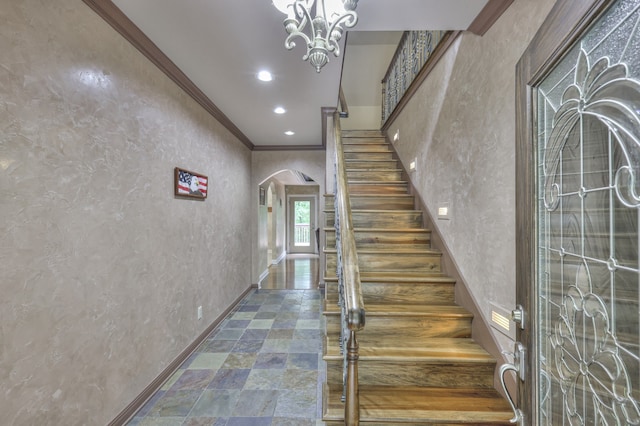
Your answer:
108,285 -> 254,426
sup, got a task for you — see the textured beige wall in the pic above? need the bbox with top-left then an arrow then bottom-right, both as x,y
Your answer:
385,0 -> 555,353
251,151 -> 326,283
1,1 -> 252,423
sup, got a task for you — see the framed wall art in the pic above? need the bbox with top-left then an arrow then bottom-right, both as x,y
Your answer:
175,167 -> 208,199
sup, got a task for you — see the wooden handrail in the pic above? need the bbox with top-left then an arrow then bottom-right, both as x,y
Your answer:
332,110 -> 365,425
338,86 -> 349,118
333,111 -> 365,331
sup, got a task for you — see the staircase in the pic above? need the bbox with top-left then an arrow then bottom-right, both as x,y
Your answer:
322,130 -> 512,425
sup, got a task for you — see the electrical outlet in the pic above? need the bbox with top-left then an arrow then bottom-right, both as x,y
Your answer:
197,306 -> 203,320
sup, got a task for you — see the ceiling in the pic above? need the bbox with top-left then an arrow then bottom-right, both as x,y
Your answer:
92,0 -> 497,151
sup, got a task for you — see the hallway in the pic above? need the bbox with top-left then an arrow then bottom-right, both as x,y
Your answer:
127,255 -> 325,425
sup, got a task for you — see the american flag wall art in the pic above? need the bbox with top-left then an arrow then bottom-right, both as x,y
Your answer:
174,167 -> 208,199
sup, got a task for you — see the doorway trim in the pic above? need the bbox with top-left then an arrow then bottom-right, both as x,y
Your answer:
286,194 -> 318,254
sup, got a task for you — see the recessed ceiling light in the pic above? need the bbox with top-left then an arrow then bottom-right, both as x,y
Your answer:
274,107 -> 286,114
284,131 -> 295,136
257,70 -> 273,82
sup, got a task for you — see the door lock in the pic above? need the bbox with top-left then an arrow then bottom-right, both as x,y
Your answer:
512,304 -> 525,330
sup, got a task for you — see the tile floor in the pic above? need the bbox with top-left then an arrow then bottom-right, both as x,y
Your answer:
127,256 -> 326,426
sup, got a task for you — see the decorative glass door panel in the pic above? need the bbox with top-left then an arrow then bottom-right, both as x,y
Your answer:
536,0 -> 640,423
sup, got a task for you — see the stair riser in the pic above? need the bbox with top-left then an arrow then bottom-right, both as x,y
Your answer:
325,211 -> 422,229
325,195 -> 415,211
325,252 -> 441,273
325,360 -> 495,388
325,230 -> 430,249
324,281 -> 455,305
345,152 -> 394,161
347,170 -> 403,181
348,183 -> 408,194
345,160 -> 398,169
326,317 -> 472,340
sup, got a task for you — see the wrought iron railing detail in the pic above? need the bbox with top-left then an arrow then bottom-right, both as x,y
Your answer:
332,111 -> 365,426
381,30 -> 448,124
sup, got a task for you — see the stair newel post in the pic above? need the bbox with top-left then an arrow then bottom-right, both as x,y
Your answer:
345,329 -> 360,426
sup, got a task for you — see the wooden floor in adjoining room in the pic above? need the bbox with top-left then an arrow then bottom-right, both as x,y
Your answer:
261,254 -> 319,290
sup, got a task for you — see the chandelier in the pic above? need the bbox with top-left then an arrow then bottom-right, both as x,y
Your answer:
272,0 -> 359,72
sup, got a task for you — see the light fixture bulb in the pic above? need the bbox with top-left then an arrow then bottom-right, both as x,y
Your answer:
257,70 -> 273,82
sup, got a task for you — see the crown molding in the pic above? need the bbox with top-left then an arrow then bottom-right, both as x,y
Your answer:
467,0 -> 515,36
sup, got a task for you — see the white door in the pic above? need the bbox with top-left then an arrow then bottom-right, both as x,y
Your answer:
515,0 -> 640,424
288,196 -> 316,254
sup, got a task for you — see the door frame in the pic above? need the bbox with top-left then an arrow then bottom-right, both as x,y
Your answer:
286,194 -> 318,254
515,0 -> 616,422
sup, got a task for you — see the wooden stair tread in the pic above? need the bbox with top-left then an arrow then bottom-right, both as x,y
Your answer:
324,227 -> 431,233
349,180 -> 408,184
323,338 -> 496,363
324,193 -> 414,198
324,272 -> 455,283
323,384 -> 513,424
323,302 -> 472,318
324,209 -> 422,213
324,247 -> 441,255
347,180 -> 407,183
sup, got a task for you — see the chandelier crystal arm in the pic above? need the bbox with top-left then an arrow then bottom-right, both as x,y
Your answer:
324,10 -> 357,56
284,1 -> 313,50
275,0 -> 359,73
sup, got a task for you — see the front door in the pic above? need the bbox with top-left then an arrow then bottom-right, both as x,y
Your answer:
516,0 -> 640,424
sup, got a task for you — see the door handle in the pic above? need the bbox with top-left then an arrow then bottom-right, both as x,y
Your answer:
500,341 -> 525,425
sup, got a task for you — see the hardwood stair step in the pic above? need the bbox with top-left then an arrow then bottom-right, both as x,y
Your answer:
345,159 -> 399,169
324,302 -> 472,318
344,151 -> 395,161
324,227 -> 431,249
342,130 -> 384,139
347,169 -> 403,181
323,384 -> 513,425
324,338 -> 497,388
324,337 -> 496,363
348,181 -> 408,194
324,271 -> 455,284
343,143 -> 392,152
325,210 -> 422,229
325,248 -> 441,273
325,194 -> 415,210
324,303 -> 473,341
324,276 -> 455,305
